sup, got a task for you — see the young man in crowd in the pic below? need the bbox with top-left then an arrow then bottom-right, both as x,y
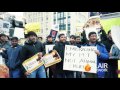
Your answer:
53,34 -> 74,78
102,30 -> 115,78
1,37 -> 23,78
43,35 -> 56,78
102,30 -> 114,53
76,36 -> 82,48
69,35 -> 76,46
0,34 -> 11,51
20,31 -> 46,78
84,32 -> 109,78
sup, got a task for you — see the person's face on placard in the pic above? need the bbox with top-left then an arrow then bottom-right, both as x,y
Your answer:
59,35 -> 66,43
89,34 -> 97,43
28,35 -> 37,43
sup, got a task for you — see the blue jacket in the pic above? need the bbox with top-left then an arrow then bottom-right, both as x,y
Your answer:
84,42 -> 109,78
2,45 -> 22,70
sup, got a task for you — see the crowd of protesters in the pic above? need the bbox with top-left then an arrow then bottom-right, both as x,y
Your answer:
0,27 -> 120,78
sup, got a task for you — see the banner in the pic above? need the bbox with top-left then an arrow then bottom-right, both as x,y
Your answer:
111,26 -> 120,50
22,53 -> 44,73
45,45 -> 55,54
41,50 -> 61,68
50,30 -> 58,41
63,45 -> 97,73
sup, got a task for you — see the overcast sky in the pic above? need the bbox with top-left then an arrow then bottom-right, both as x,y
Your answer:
8,12 -> 23,17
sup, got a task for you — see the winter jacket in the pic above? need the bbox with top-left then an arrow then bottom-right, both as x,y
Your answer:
84,42 -> 109,78
0,41 -> 11,50
53,41 -> 69,73
20,40 -> 45,73
2,45 -> 22,70
102,38 -> 114,53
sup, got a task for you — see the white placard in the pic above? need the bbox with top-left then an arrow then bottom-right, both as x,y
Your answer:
63,45 -> 97,73
84,27 -> 100,40
45,45 -> 55,54
111,26 -> 120,50
0,55 -> 5,65
14,27 -> 25,39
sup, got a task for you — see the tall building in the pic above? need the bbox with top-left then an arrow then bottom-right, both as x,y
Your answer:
23,12 -> 89,39
23,12 -> 53,40
53,12 -> 89,37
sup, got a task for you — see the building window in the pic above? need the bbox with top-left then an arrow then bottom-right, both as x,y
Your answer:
63,24 -> 66,30
68,24 -> 70,30
57,12 -> 60,19
61,12 -> 64,18
54,19 -> 56,24
68,18 -> 70,24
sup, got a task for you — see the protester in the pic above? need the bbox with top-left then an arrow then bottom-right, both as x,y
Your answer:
82,26 -> 107,44
84,32 -> 109,78
102,30 -> 114,52
20,31 -> 46,78
102,30 -> 114,78
53,34 -> 73,78
108,44 -> 120,78
43,35 -> 56,78
76,36 -> 82,48
0,34 -> 11,50
1,37 -> 23,78
69,35 -> 76,45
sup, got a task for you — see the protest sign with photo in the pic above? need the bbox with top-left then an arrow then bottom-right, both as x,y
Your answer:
41,50 -> 61,68
22,53 -> 44,73
84,27 -> 100,40
50,30 -> 58,41
63,45 -> 97,73
45,45 -> 55,54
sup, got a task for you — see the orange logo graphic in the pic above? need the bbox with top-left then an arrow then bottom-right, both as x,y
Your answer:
85,64 -> 91,71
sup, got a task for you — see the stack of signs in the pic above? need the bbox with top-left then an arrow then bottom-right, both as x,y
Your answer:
50,30 -> 58,41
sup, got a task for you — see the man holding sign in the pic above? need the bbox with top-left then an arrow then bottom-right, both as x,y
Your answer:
43,35 -> 56,78
84,32 -> 109,78
20,31 -> 46,78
